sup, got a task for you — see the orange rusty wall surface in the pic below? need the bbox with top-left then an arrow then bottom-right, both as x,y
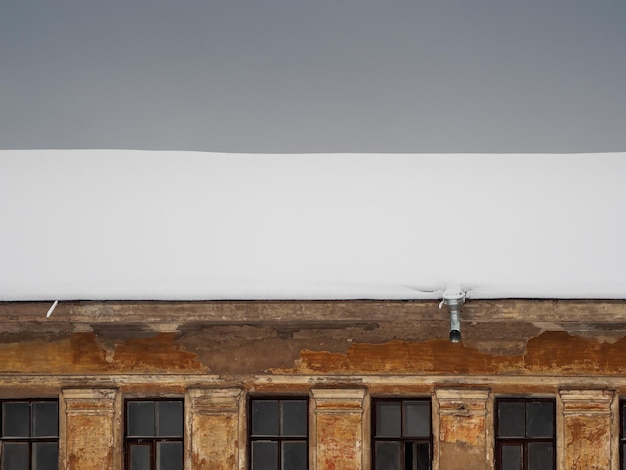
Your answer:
439,415 -> 486,448
439,441 -> 486,470
191,413 -> 238,469
274,332 -> 626,376
316,414 -> 362,470
0,332 -> 203,374
563,416 -> 612,470
2,327 -> 626,376
66,414 -> 114,469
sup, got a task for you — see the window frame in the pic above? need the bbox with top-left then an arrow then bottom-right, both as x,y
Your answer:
618,399 -> 626,469
248,396 -> 309,470
371,397 -> 433,470
494,397 -> 556,470
0,398 -> 59,470
123,398 -> 184,470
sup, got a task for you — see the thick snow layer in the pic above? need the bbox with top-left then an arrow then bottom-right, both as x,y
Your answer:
1,150 -> 625,301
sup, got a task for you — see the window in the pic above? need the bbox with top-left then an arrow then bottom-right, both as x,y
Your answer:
495,398 -> 555,470
0,399 -> 58,470
124,399 -> 183,470
249,398 -> 308,470
619,400 -> 626,470
372,399 -> 432,470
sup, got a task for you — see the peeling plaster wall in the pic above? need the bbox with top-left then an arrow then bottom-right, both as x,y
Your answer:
2,322 -> 626,377
0,300 -> 625,469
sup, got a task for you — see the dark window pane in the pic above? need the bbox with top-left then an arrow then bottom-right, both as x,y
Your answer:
526,402 -> 553,438
32,402 -> 58,438
281,441 -> 307,470
403,402 -> 430,438
498,402 -> 525,437
405,441 -> 430,470
3,402 -> 30,437
32,442 -> 58,470
623,443 -> 626,470
282,401 -> 307,437
130,445 -> 151,470
2,442 -> 29,470
157,441 -> 183,470
128,402 -> 155,437
376,402 -> 401,437
501,445 -> 522,470
375,441 -> 401,470
528,442 -> 553,470
252,441 -> 278,470
252,401 -> 279,437
623,404 -> 626,440
158,401 -> 183,437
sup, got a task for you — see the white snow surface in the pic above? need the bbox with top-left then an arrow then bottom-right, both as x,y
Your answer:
1,149 -> 625,301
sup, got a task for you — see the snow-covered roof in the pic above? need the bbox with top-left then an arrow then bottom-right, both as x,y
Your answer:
1,150 -> 625,301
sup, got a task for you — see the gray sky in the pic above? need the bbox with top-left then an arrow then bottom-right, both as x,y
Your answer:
1,0 -> 625,153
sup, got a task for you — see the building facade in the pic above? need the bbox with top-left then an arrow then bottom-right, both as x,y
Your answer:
1,299 -> 625,469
